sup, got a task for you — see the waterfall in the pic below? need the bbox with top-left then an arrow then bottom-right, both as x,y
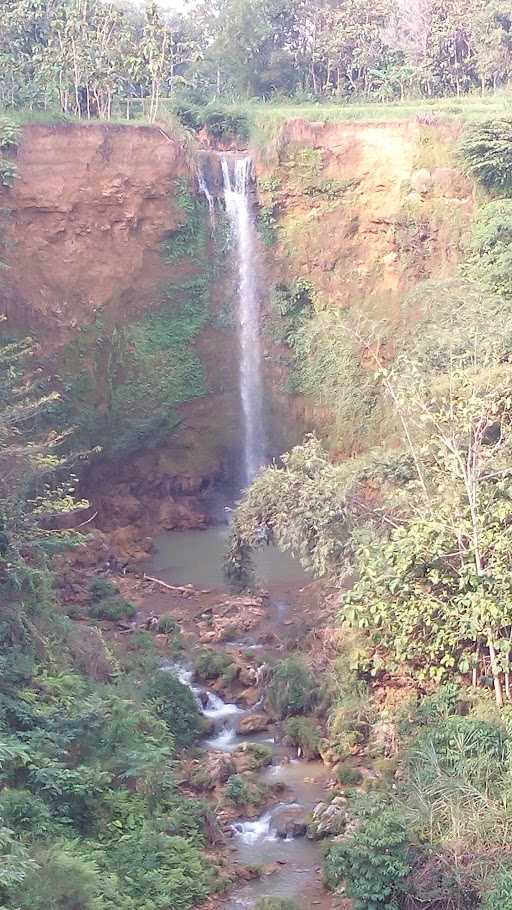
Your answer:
221,155 -> 266,485
197,164 -> 216,226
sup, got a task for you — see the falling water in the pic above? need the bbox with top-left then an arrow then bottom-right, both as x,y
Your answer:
221,155 -> 266,485
197,164 -> 216,226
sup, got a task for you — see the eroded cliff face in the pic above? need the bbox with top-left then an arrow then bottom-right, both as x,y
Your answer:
3,124 -> 189,341
1,119 -> 475,542
256,118 -> 474,449
1,124 -> 240,544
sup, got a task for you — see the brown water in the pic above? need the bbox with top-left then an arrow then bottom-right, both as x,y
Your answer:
151,525 -> 310,590
151,526 -> 330,910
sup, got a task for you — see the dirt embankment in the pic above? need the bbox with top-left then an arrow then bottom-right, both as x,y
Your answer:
256,118 -> 475,448
0,123 -> 238,539
1,123 -> 189,343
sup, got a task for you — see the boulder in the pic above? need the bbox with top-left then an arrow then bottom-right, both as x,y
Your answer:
272,807 -> 308,839
191,752 -> 235,789
237,713 -> 271,735
307,797 -> 347,839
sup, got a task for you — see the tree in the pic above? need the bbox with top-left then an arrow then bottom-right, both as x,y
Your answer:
344,351 -> 512,706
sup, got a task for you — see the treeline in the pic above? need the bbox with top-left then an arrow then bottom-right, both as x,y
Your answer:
2,0 -> 512,119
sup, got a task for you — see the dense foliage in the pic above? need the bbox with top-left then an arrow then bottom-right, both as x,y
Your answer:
2,0 -> 512,117
0,326 -> 215,909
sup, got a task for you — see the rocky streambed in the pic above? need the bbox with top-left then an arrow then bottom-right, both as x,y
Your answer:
141,526 -> 348,910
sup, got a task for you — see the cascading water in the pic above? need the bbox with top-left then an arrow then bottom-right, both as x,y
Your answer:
197,164 -> 215,226
221,155 -> 266,485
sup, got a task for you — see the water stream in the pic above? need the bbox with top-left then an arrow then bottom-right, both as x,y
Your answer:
151,529 -> 329,909
177,151 -> 328,907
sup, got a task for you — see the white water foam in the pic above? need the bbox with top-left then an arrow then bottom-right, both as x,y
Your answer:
232,810 -> 276,845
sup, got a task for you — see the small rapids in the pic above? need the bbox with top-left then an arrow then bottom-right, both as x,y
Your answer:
203,690 -> 244,720
151,529 -> 326,908
232,810 -> 276,845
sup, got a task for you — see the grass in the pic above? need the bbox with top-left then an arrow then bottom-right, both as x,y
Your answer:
4,93 -> 512,155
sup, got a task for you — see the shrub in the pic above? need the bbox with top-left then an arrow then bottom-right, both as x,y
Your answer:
220,664 -> 238,686
89,578 -> 119,601
157,614 -> 179,634
194,649 -> 234,681
225,774 -> 251,805
324,802 -> 411,909
336,762 -> 363,786
245,742 -> 273,768
285,716 -> 321,759
13,845 -> 105,910
144,670 -> 202,750
203,109 -> 249,143
0,789 -> 52,839
109,829 -> 211,909
482,869 -> 512,909
89,597 -> 137,622
460,119 -> 512,193
266,655 -> 318,718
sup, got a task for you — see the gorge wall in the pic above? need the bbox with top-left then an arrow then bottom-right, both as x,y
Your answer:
0,118 -> 475,539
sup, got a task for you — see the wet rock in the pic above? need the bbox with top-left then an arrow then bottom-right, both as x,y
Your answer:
272,807 -> 308,839
237,713 -> 271,735
239,687 -> 260,707
307,797 -> 347,839
238,666 -> 258,687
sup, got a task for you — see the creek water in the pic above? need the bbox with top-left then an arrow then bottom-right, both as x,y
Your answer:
151,528 -> 331,910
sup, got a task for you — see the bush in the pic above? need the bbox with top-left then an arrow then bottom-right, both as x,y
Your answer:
0,789 -> 53,839
225,774 -> 251,805
336,762 -> 363,786
89,578 -> 119,601
13,845 -> 105,910
266,655 -> 318,719
109,829 -> 211,909
285,716 -> 321,759
460,119 -> 512,193
194,649 -> 234,681
144,670 -> 202,750
482,869 -> 512,909
245,742 -> 273,768
203,109 -> 249,143
324,803 -> 411,910
89,597 -> 137,622
157,614 -> 179,634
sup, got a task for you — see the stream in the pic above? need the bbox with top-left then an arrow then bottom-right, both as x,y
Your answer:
150,526 -> 332,910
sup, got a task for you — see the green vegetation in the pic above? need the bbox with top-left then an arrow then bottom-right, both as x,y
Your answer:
194,649 -> 235,681
285,716 -> 321,759
324,799 -> 411,909
157,614 -> 179,634
266,655 -> 318,718
144,670 -> 203,750
461,119 -> 512,193
89,597 -> 137,622
3,0 -> 512,127
336,762 -> 363,786
58,181 -> 212,457
0,333 -> 217,909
